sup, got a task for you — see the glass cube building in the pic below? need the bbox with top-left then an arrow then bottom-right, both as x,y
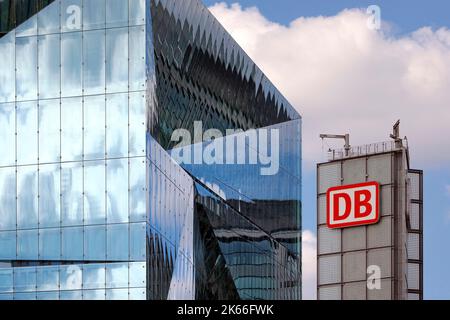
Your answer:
0,0 -> 302,300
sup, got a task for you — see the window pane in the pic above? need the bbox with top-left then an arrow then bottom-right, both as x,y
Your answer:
14,292 -> 36,300
129,288 -> 146,300
17,166 -> 38,229
61,97 -> 82,162
38,1 -> 61,35
106,0 -> 128,28
129,92 -> 146,156
130,223 -> 146,261
84,225 -> 106,260
129,262 -> 146,287
61,163 -> 83,226
106,28 -> 128,93
83,289 -> 105,300
61,32 -> 82,97
38,34 -> 61,99
0,33 -> 15,103
39,228 -> 61,260
14,267 -> 36,292
61,0 -> 82,33
16,36 -> 37,101
107,159 -> 128,223
60,290 -> 82,300
37,291 -> 59,300
17,101 -> 38,165
107,224 -> 129,261
0,269 -> 13,293
84,95 -> 105,160
37,266 -> 59,291
83,264 -> 105,289
106,93 -> 128,158
0,231 -> 16,259
39,99 -> 60,163
0,102 -> 14,164
39,164 -> 61,228
129,158 -> 146,222
16,15 -> 37,37
129,0 -> 145,26
106,288 -> 128,300
61,227 -> 83,260
0,167 -> 16,231
106,263 -> 128,288
83,0 -> 105,30
84,161 -> 106,225
83,30 -> 105,95
60,265 -> 82,290
17,230 -> 38,260
129,26 -> 145,91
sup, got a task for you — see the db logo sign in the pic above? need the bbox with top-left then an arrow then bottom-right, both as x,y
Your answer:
327,182 -> 380,229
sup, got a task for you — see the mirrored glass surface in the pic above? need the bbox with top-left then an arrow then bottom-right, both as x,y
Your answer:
106,263 -> 128,288
83,264 -> 105,289
60,265 -> 82,290
0,231 -> 16,259
39,99 -> 60,163
84,161 -> 106,224
39,164 -> 61,228
83,0 -> 105,30
107,224 -> 129,261
61,32 -> 82,97
106,93 -> 128,158
106,159 -> 128,223
17,230 -> 38,260
38,1 -> 61,35
0,269 -> 13,293
61,162 -> 83,226
106,0 -> 128,28
129,158 -> 146,222
0,167 -> 16,231
130,223 -> 146,261
84,225 -> 106,260
106,28 -> 128,93
129,0 -> 145,26
83,30 -> 105,95
14,267 -> 36,292
17,165 -> 38,229
61,0 -> 82,33
37,266 -> 59,291
39,228 -> 61,260
0,32 -> 15,103
16,36 -> 37,101
38,34 -> 61,99
17,101 -> 38,165
84,95 -> 105,160
61,227 -> 83,260
129,92 -> 145,156
61,97 -> 82,162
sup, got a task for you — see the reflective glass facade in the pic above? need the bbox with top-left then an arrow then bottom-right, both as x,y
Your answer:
0,0 -> 302,300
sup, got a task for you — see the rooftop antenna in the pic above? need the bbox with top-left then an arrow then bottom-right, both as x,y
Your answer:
319,133 -> 351,157
390,119 -> 402,148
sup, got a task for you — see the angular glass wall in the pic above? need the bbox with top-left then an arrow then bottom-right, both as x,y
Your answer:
0,0 -> 147,300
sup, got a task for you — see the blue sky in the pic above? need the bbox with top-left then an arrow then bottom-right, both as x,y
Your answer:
204,0 -> 450,299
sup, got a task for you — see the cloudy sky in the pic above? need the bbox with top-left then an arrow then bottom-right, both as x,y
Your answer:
204,0 -> 450,299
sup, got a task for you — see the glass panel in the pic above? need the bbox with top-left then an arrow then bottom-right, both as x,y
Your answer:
0,32 -> 15,103
39,164 -> 61,228
84,225 -> 106,260
83,30 -> 105,95
129,157 -> 146,222
106,263 -> 128,288
16,36 -> 37,101
37,266 -> 59,291
39,99 -> 60,163
107,224 -> 129,261
61,0 -> 82,33
83,289 -> 105,300
129,288 -> 145,300
130,223 -> 145,261
37,291 -> 59,300
60,290 -> 82,300
0,269 -> 13,293
0,167 -> 16,231
106,288 -> 128,300
16,15 -> 37,37
38,1 -> 61,35
106,93 -> 128,158
106,28 -> 128,93
84,161 -> 106,224
17,165 -> 38,229
129,26 -> 145,91
39,228 -> 61,260
14,267 -> 36,292
106,0 -> 128,28
84,95 -> 105,160
107,159 -> 128,223
129,0 -> 145,26
17,230 -> 38,260
83,0 -> 105,30
83,264 -> 105,289
61,227 -> 83,260
61,32 -> 82,97
38,34 -> 61,99
61,162 -> 83,226
60,265 -> 82,290
17,101 -> 38,165
14,292 -> 36,300
0,231 -> 16,259
129,92 -> 146,156
129,262 -> 145,287
61,97 -> 82,162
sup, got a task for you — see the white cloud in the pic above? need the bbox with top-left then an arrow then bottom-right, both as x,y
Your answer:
209,3 -> 450,171
301,230 -> 317,300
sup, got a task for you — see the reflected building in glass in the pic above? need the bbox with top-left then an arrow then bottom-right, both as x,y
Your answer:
0,0 -> 302,300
